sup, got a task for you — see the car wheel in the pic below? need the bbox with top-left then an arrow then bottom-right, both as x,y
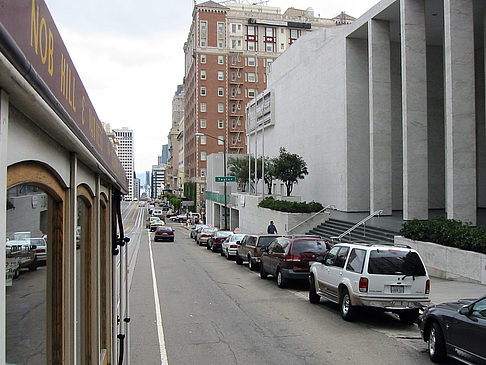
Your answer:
398,309 -> 419,325
428,321 -> 447,363
13,268 -> 20,279
29,261 -> 38,271
309,275 -> 320,304
206,242 -> 211,250
220,249 -> 225,256
248,255 -> 256,271
211,244 -> 217,252
260,263 -> 268,279
276,269 -> 288,288
225,250 -> 231,260
235,255 -> 243,265
340,288 -> 356,321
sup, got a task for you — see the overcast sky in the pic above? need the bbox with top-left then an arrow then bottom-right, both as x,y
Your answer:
44,0 -> 380,174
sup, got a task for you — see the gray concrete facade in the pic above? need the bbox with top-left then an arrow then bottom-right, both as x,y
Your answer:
245,0 -> 485,225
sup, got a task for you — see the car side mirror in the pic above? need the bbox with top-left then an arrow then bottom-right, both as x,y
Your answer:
30,244 -> 37,249
459,305 -> 471,316
316,256 -> 325,263
236,241 -> 241,245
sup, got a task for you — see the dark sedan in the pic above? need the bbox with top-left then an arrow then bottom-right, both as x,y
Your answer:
419,296 -> 486,364
154,226 -> 175,242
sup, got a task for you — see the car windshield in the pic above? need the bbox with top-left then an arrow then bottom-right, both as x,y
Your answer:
156,227 -> 172,232
30,238 -> 45,245
291,240 -> 329,254
368,249 -> 426,276
230,234 -> 246,242
216,231 -> 232,238
257,236 -> 276,247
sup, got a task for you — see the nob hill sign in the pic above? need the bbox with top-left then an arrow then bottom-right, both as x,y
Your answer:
0,0 -> 128,190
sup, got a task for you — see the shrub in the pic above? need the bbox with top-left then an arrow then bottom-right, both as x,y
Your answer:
400,216 -> 486,254
258,197 -> 323,213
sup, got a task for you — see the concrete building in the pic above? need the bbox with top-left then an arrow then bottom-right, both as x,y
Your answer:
167,84 -> 184,192
151,164 -> 166,199
113,127 -> 135,201
246,0 -> 486,226
183,0 -> 341,211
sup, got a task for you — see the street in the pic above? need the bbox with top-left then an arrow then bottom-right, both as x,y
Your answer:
124,203 -> 461,365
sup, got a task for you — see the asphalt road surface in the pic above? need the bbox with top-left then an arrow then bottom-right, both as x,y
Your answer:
126,203 -> 457,365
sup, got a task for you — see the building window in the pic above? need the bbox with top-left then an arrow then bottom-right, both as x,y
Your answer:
231,119 -> 237,128
200,86 -> 206,96
200,118 -> 206,128
201,168 -> 206,177
218,136 -> 224,145
201,151 -> 206,161
217,22 -> 224,33
246,25 -> 257,51
201,70 -> 206,80
289,29 -> 300,45
218,55 -> 224,64
200,103 -> 206,112
218,87 -> 224,97
218,103 -> 224,113
201,54 -> 206,63
218,119 -> 224,128
247,72 -> 256,82
218,71 -> 224,80
280,43 -> 285,50
247,88 -> 256,98
247,56 -> 256,66
201,38 -> 207,47
218,39 -> 224,48
201,20 -> 207,31
231,71 -> 236,81
200,135 -> 206,145
232,104 -> 237,113
265,27 -> 276,52
232,135 -> 237,144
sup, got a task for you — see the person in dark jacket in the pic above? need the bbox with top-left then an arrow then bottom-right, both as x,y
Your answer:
267,221 -> 277,234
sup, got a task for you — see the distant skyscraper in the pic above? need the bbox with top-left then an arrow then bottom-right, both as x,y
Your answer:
161,144 -> 169,164
113,127 -> 135,200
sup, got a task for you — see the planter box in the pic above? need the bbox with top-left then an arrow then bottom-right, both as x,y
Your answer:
395,236 -> 486,285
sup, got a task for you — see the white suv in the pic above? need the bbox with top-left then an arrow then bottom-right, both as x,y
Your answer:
309,242 -> 430,323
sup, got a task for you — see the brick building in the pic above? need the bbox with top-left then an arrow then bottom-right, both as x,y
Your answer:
183,0 -> 339,210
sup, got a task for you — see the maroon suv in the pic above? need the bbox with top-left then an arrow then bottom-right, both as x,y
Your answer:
260,236 -> 331,288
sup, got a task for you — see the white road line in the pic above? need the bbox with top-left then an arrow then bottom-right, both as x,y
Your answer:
148,231 -> 169,365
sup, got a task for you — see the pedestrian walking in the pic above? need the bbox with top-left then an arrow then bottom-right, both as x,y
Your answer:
267,221 -> 277,234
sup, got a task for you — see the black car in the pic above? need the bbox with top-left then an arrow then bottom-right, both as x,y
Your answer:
419,296 -> 486,364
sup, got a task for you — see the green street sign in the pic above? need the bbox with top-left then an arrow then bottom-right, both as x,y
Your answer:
215,176 -> 236,182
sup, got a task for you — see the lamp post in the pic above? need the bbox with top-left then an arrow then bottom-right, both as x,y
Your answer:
195,132 -> 228,230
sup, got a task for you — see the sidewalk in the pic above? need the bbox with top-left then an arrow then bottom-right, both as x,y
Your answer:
429,276 -> 486,305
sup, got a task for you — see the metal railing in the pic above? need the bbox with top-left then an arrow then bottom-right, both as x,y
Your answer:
330,209 -> 383,243
287,204 -> 336,234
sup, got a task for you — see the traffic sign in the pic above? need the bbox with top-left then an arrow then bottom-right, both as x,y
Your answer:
215,176 -> 236,182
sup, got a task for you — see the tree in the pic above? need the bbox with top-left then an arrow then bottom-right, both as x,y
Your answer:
264,157 -> 276,195
227,155 -> 263,192
273,147 -> 308,196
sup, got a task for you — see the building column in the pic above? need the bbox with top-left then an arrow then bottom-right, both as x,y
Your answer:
444,0 -> 476,224
400,0 -> 428,220
368,19 -> 392,215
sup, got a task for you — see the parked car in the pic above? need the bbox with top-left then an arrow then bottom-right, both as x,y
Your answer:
30,237 -> 47,266
191,224 -> 208,240
150,219 -> 166,232
221,233 -> 247,259
171,214 -> 188,223
309,242 -> 430,323
260,236 -> 331,288
154,226 -> 175,242
418,296 -> 486,364
207,231 -> 233,252
146,216 -> 160,229
236,234 -> 282,270
196,227 -> 218,246
5,239 -> 37,278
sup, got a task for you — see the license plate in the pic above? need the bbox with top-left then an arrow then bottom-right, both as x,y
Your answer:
391,285 -> 404,294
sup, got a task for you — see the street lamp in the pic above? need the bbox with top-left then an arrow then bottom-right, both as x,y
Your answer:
195,132 -> 228,230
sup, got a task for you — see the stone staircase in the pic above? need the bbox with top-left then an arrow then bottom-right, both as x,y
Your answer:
307,218 -> 399,243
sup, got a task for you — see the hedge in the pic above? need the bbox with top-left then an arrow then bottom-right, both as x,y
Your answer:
400,216 -> 486,254
258,197 -> 323,213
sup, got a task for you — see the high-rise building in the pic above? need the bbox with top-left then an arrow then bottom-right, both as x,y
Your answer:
151,165 -> 166,199
161,144 -> 169,164
183,1 -> 339,209
113,127 -> 135,200
167,84 -> 185,192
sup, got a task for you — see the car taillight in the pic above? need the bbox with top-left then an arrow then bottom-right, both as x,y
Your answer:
253,248 -> 258,254
359,277 -> 368,292
202,234 -> 208,237
36,248 -> 46,253
425,279 -> 430,294
285,255 -> 301,262
230,244 -> 237,248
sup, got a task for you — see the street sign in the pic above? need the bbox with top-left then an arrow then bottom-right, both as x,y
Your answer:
182,201 -> 194,206
215,176 -> 236,182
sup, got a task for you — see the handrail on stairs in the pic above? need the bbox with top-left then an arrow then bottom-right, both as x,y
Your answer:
330,209 -> 383,243
287,204 -> 336,234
